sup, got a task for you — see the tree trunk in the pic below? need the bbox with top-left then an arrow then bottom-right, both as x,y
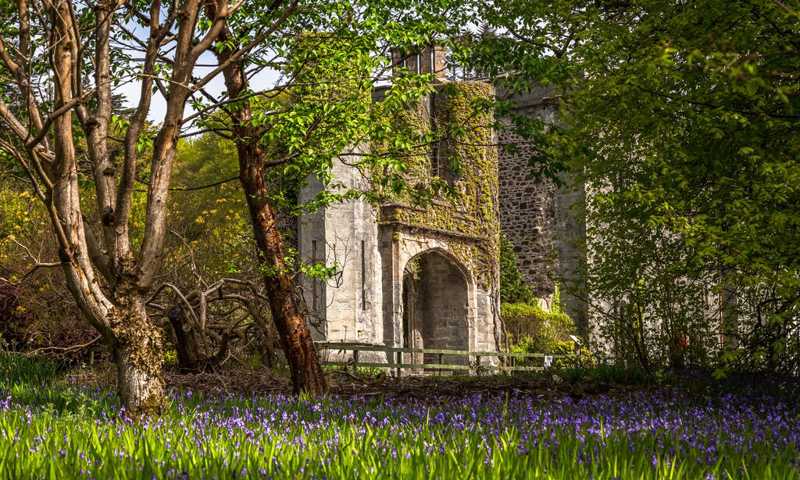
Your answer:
207,21 -> 327,395
239,150 -> 327,395
244,302 -> 276,368
720,270 -> 739,350
110,295 -> 166,416
167,305 -> 205,373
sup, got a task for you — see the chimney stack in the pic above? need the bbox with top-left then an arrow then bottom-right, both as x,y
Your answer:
391,44 -> 448,80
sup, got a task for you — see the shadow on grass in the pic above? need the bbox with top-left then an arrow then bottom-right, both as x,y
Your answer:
0,353 -> 117,414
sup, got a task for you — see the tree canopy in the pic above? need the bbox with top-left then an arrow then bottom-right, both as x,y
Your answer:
468,0 -> 800,372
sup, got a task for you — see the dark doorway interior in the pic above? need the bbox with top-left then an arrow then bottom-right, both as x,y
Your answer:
402,251 -> 469,365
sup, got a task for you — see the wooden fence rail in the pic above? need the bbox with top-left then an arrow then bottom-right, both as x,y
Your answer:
315,341 -> 563,375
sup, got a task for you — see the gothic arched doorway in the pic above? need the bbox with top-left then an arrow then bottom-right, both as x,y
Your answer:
402,250 -> 469,365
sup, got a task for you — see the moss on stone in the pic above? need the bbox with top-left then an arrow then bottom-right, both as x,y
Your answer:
378,81 -> 500,289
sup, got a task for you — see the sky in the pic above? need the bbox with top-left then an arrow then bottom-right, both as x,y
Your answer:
113,44 -> 281,125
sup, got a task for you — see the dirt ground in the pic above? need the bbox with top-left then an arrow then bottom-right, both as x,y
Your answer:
64,363 -> 621,401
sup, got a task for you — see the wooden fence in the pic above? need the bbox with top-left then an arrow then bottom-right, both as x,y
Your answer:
315,341 -> 562,375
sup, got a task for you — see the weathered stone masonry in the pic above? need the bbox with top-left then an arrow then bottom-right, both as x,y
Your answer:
498,121 -> 558,297
498,88 -> 587,335
294,47 -> 587,358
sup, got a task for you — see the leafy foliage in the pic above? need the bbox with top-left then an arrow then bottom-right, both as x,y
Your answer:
468,0 -> 800,373
499,232 -> 574,354
502,298 -> 574,354
499,234 -> 534,304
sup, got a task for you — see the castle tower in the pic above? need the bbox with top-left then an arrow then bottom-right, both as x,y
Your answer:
296,44 -> 588,362
391,44 -> 448,80
297,46 -> 502,362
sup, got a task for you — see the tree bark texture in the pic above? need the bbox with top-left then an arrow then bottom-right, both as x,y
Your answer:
0,0 -> 234,414
239,153 -> 327,395
110,294 -> 166,415
209,12 -> 327,395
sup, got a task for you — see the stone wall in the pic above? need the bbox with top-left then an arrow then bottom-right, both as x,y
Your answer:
418,252 -> 469,362
297,149 -> 384,345
379,227 -> 499,359
497,87 -> 588,334
498,135 -> 557,297
554,173 -> 587,335
497,88 -> 560,297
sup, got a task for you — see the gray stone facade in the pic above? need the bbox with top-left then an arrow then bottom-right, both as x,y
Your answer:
497,88 -> 588,335
297,147 -> 384,346
498,123 -> 558,297
294,50 -> 587,359
298,164 -> 501,362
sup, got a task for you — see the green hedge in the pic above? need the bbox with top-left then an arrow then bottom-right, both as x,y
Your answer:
501,301 -> 575,354
499,235 -> 534,304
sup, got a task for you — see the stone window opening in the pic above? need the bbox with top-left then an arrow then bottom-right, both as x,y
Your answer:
431,141 -> 442,179
429,92 -> 463,188
431,138 -> 460,187
395,49 -> 422,75
360,239 -> 367,311
311,240 -> 320,312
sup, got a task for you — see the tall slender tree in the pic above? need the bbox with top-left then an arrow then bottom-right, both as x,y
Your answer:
198,0 -> 469,394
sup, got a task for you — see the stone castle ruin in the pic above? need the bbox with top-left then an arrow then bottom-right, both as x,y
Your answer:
293,45 -> 586,361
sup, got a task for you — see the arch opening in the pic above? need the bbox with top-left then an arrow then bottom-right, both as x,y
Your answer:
401,250 -> 469,365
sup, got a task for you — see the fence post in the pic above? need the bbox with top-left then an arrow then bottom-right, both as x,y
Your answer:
396,350 -> 401,377
353,349 -> 360,374
438,353 -> 443,376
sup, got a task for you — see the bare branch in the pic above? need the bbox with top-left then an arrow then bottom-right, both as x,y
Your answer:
136,175 -> 241,192
24,335 -> 103,357
136,0 -> 210,288
0,99 -> 36,144
147,283 -> 203,328
116,0 -> 173,261
0,137 -> 47,202
192,0 -> 299,93
25,89 -> 95,149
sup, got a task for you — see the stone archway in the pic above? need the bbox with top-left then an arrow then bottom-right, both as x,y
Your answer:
401,250 -> 470,365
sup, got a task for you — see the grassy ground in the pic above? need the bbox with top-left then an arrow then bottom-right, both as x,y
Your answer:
0,354 -> 798,479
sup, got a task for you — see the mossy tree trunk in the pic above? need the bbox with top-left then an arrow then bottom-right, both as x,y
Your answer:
111,294 -> 166,414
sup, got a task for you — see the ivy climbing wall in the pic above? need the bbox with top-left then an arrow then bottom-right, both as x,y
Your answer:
379,81 -> 500,289
376,79 -> 502,355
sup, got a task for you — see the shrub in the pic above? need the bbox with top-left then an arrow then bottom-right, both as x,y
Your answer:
499,235 -> 534,304
0,280 -> 28,349
502,299 -> 575,354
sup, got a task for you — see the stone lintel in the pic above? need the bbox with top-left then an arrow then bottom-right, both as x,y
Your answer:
378,220 -> 488,243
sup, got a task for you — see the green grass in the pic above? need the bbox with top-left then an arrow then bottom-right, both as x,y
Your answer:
0,354 -> 798,479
